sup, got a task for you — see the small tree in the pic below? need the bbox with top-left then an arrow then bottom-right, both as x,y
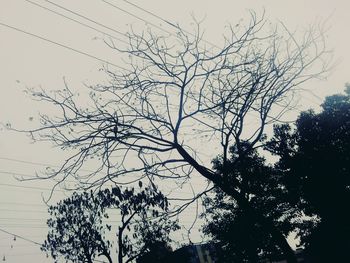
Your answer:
42,191 -> 112,263
42,185 -> 178,263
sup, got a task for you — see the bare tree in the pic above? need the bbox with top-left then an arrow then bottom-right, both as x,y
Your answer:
25,12 -> 329,263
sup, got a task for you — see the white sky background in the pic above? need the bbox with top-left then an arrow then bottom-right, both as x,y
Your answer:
0,0 -> 349,262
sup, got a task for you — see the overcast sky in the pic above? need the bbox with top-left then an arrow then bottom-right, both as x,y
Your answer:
0,0 -> 349,262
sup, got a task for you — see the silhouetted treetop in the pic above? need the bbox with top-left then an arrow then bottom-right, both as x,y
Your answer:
267,86 -> 350,262
42,185 -> 178,263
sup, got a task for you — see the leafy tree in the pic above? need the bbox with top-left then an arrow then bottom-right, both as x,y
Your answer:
202,143 -> 298,262
42,191 -> 112,263
42,185 -> 178,263
25,13 -> 330,263
267,86 -> 350,262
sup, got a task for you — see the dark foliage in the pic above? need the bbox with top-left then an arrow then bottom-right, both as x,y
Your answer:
202,143 -> 298,262
267,86 -> 350,262
41,191 -> 111,263
42,185 -> 178,263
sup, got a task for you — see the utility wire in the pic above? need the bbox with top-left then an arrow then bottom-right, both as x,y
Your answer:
26,0 -> 219,73
24,0 -> 128,45
0,182 -> 66,192
0,205 -> 199,215
0,171 -> 206,193
119,0 -> 179,29
0,218 -> 48,221
0,156 -> 208,187
0,202 -> 45,207
0,169 -> 203,195
0,157 -> 115,176
0,157 -> 130,175
0,170 -> 86,185
0,209 -> 47,214
101,0 -> 172,35
0,224 -> 47,228
22,0 -> 169,78
26,0 -> 207,72
0,22 -> 127,70
43,0 -> 127,39
117,0 -> 221,49
0,170 -> 42,179
0,227 -> 41,245
0,227 -> 107,262
0,157 -> 59,168
0,217 -> 199,223
0,244 -> 38,247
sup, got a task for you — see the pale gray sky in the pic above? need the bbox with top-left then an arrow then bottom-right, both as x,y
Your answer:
0,0 -> 349,262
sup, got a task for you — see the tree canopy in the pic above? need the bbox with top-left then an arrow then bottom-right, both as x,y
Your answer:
202,144 -> 297,262
42,191 -> 111,263
267,86 -> 350,262
42,185 -> 178,263
201,87 -> 350,262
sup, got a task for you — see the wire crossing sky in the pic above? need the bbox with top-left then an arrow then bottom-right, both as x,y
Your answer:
0,0 -> 349,262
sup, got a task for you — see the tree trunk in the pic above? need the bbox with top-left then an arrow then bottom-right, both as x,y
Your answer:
118,226 -> 123,263
176,144 -> 297,263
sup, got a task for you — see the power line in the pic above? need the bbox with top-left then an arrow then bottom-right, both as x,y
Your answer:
0,169 -> 206,193
0,157 -> 144,178
0,244 -> 38,247
117,0 -> 220,49
0,157 -> 61,168
0,217 -> 46,221
0,228 -> 107,262
119,0 -> 179,28
24,0 -> 220,78
20,0 -> 163,80
0,209 -> 200,219
24,0 -> 128,45
0,209 -> 47,214
43,0 -> 127,39
27,0 -> 197,68
101,0 -> 172,35
0,174 -> 206,204
0,156 -> 209,189
0,224 -> 47,228
0,202 -> 46,207
0,166 -> 136,180
0,217 -> 201,224
0,170 -> 85,185
0,182 -> 67,192
0,187 -> 53,196
0,170 -> 208,192
0,252 -> 47,257
0,227 -> 41,245
0,170 -> 41,179
0,156 -> 110,175
0,21 -> 127,70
